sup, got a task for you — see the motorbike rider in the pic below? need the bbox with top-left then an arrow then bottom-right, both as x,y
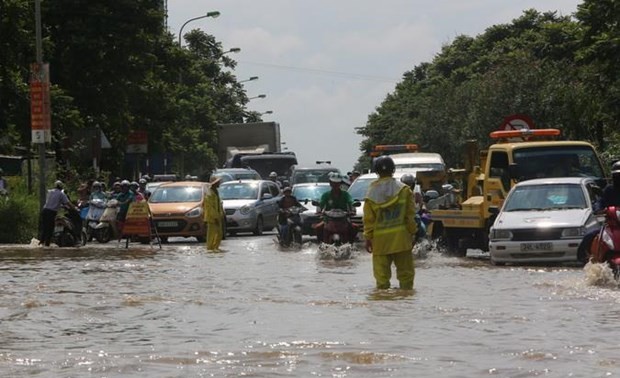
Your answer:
39,180 -> 78,247
138,178 -> 151,200
114,180 -> 136,239
89,181 -> 107,202
277,186 -> 304,241
269,171 -> 282,189
400,173 -> 427,240
577,161 -> 620,263
129,181 -> 145,202
364,156 -> 418,290
315,173 -> 355,243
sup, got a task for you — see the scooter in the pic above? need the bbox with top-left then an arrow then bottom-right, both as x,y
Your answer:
53,206 -> 86,247
586,206 -> 620,278
83,198 -> 111,243
93,199 -> 119,242
277,206 -> 306,248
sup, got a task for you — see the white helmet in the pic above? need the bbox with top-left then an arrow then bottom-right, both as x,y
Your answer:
269,172 -> 277,178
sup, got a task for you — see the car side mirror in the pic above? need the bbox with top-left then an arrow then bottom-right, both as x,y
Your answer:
352,200 -> 361,208
262,193 -> 273,200
311,200 -> 320,207
488,206 -> 500,215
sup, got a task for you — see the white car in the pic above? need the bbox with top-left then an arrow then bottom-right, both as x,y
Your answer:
220,180 -> 281,235
488,177 -> 602,265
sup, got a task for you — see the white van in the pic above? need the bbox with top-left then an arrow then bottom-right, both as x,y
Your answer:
390,152 -> 445,173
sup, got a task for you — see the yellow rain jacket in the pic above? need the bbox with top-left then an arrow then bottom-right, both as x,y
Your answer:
203,186 -> 224,224
363,177 -> 417,255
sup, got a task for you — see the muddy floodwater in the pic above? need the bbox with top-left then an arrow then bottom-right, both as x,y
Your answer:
1,234 -> 620,377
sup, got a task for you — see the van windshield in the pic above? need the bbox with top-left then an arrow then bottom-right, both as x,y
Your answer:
240,156 -> 298,179
394,163 -> 445,171
292,169 -> 340,184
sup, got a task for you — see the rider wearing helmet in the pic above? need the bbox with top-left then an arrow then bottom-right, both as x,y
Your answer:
129,181 -> 145,202
577,162 -> 620,263
268,171 -> 282,189
114,179 -> 136,238
364,155 -> 418,290
315,173 -> 355,243
138,178 -> 151,200
89,181 -> 106,202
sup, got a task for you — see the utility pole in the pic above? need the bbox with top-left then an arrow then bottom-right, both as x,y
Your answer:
33,0 -> 48,209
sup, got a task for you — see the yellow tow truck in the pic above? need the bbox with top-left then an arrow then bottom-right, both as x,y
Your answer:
429,127 -> 608,256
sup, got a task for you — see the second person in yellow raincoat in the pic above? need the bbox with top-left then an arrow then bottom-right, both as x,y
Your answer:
363,156 -> 418,290
203,176 -> 225,251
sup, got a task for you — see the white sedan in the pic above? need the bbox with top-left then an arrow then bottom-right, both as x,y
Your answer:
488,177 -> 602,265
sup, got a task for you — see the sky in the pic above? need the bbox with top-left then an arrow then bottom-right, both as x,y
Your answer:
167,0 -> 582,172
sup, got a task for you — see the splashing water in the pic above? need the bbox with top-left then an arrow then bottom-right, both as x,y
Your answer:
317,243 -> 355,260
584,261 -> 619,287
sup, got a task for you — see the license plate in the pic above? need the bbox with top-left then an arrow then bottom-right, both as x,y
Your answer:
54,226 -> 63,233
520,242 -> 553,252
158,221 -> 178,227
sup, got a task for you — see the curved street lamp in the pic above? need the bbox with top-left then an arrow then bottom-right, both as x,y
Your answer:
178,11 -> 220,46
248,94 -> 267,100
260,110 -> 273,115
239,76 -> 259,84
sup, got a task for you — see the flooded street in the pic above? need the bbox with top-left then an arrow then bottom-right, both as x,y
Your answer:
1,233 -> 619,377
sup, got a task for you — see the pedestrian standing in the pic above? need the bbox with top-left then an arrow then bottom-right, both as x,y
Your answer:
363,156 -> 418,290
39,180 -> 76,247
203,176 -> 225,251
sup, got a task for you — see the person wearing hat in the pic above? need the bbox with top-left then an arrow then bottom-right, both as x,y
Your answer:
315,173 -> 355,242
364,155 -> 418,290
203,175 -> 225,251
40,180 -> 76,247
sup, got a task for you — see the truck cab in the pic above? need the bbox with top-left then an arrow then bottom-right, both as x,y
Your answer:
430,128 -> 607,256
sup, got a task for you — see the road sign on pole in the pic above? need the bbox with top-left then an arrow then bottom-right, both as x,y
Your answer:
30,63 -> 51,144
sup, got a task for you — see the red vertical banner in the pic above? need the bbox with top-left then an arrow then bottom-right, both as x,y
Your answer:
30,63 -> 51,143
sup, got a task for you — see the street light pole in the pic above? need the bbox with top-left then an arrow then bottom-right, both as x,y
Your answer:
239,76 -> 259,84
248,94 -> 267,100
178,11 -> 220,47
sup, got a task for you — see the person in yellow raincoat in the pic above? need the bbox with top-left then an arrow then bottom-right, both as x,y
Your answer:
363,156 -> 418,290
203,176 -> 225,251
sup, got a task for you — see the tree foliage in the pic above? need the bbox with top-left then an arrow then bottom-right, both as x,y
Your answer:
356,6 -> 620,170
0,0 -> 255,179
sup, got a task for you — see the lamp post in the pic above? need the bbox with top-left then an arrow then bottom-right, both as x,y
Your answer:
239,76 -> 259,84
221,47 -> 241,55
178,11 -> 220,46
248,94 -> 266,100
260,110 -> 273,115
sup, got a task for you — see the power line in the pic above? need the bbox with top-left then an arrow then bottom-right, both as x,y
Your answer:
239,61 -> 400,83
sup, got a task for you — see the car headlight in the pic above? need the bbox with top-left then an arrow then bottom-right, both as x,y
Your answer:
239,205 -> 254,215
561,227 -> 585,238
490,229 -> 512,241
186,206 -> 202,218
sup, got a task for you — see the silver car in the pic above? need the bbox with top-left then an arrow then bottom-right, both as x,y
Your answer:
489,177 -> 602,265
220,180 -> 281,235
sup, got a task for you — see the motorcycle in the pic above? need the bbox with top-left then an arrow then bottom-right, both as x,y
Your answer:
83,198 -> 112,243
586,206 -> 620,278
277,206 -> 306,248
53,206 -> 87,247
93,199 -> 119,242
311,200 -> 361,246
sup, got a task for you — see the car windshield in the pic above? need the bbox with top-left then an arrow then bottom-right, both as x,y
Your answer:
503,183 -> 587,211
347,177 -> 376,201
513,145 -> 605,181
292,185 -> 331,201
292,169 -> 340,184
149,186 -> 203,203
220,183 -> 259,200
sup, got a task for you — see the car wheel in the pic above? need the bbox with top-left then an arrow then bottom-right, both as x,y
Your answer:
253,216 -> 264,236
196,235 -> 206,243
491,259 -> 505,266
